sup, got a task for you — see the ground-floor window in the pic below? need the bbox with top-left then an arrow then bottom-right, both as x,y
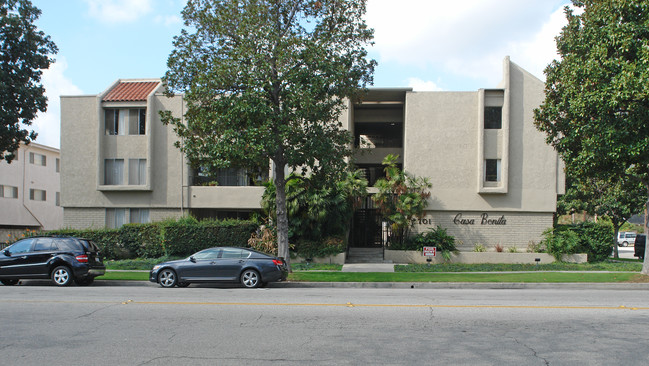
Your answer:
130,208 -> 150,224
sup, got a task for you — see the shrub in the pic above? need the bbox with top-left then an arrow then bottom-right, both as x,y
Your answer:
394,226 -> 458,261
542,222 -> 613,262
248,226 -> 278,256
34,217 -> 258,260
473,243 -> 487,252
293,236 -> 345,259
494,243 -> 504,252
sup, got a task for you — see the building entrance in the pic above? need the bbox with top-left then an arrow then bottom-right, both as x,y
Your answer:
351,197 -> 387,248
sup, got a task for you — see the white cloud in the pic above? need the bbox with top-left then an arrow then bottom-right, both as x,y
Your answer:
366,0 -> 572,86
155,14 -> 182,27
32,56 -> 83,149
84,0 -> 153,24
408,78 -> 443,91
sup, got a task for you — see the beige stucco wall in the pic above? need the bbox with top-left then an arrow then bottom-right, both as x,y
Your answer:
61,86 -> 188,219
403,58 -> 561,213
0,143 -> 63,231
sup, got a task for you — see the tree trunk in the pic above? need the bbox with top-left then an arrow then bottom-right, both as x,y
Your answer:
642,198 -> 649,275
612,224 -> 620,259
274,158 -> 291,272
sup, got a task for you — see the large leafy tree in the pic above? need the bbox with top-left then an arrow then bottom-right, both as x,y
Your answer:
0,0 -> 57,163
161,0 -> 376,267
559,174 -> 646,258
534,0 -> 649,273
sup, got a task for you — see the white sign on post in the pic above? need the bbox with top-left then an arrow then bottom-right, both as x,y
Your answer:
423,247 -> 436,257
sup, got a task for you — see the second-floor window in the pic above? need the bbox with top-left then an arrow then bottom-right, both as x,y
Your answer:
104,159 -> 124,185
484,107 -> 502,129
105,108 -> 146,135
29,152 -> 46,166
0,185 -> 18,199
128,159 -> 146,185
29,188 -> 46,201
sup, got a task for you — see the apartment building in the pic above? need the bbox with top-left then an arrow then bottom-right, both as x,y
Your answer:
0,142 -> 63,242
60,57 -> 564,249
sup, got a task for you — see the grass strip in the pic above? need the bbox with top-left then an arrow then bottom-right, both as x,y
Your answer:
287,271 -> 641,283
395,261 -> 643,273
99,271 -> 150,281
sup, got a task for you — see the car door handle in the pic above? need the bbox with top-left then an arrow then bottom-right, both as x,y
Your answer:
21,256 -> 27,259
238,260 -> 245,263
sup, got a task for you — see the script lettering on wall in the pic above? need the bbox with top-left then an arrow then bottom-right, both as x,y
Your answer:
453,213 -> 507,226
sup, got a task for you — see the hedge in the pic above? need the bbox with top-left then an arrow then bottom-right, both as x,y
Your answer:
43,218 -> 258,260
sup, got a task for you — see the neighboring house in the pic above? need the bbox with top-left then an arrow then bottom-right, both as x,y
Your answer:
0,142 -> 63,243
60,57 -> 565,249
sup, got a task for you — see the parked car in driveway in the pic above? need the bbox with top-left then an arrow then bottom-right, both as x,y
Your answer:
634,234 -> 646,260
150,247 -> 288,288
617,232 -> 636,247
0,236 -> 105,286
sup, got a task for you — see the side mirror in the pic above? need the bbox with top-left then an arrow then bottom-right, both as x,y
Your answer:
2,249 -> 10,256
189,256 -> 196,263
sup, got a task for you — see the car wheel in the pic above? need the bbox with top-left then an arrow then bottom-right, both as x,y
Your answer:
622,241 -> 628,247
158,268 -> 177,288
177,282 -> 190,288
51,266 -> 73,286
74,277 -> 94,286
241,269 -> 261,288
1,279 -> 18,286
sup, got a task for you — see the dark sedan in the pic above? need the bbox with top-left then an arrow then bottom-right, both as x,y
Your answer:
150,247 -> 288,288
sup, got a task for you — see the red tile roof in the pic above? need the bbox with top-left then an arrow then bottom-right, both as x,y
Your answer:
102,81 -> 160,102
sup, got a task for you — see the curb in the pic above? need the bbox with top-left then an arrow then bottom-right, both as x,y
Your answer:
93,280 -> 649,290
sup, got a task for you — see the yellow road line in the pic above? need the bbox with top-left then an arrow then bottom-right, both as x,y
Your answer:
133,301 -> 649,311
2,299 -> 647,311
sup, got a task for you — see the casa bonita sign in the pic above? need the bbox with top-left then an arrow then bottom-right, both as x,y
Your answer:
453,213 -> 507,226
413,213 -> 508,226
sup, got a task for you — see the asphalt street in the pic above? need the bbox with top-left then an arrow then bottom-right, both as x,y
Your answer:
1,285 -> 648,365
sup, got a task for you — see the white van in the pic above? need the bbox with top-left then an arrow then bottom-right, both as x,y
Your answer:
617,232 -> 636,247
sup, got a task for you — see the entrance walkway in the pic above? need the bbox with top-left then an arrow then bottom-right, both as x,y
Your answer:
341,263 -> 395,272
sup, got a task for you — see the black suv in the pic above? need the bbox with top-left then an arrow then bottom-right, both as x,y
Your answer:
0,236 -> 105,286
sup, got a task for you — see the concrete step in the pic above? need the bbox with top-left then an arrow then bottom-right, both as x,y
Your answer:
346,247 -> 389,264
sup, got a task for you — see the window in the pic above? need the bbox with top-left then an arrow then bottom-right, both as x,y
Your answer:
104,159 -> 124,185
106,208 -> 127,228
29,189 -> 46,201
0,185 -> 18,199
33,238 -> 56,252
29,152 -> 46,166
221,248 -> 244,258
128,159 -> 146,185
129,208 -> 150,224
55,192 -> 60,206
194,248 -> 221,260
56,158 -> 60,173
484,107 -> 502,129
485,159 -> 501,182
7,238 -> 34,254
105,109 -> 146,135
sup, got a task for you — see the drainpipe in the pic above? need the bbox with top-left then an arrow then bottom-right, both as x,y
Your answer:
180,94 -> 185,217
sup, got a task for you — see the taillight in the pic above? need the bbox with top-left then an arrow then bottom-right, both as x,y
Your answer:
76,255 -> 89,263
272,259 -> 283,266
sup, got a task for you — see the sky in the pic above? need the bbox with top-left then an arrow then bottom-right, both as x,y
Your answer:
28,0 -> 573,149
